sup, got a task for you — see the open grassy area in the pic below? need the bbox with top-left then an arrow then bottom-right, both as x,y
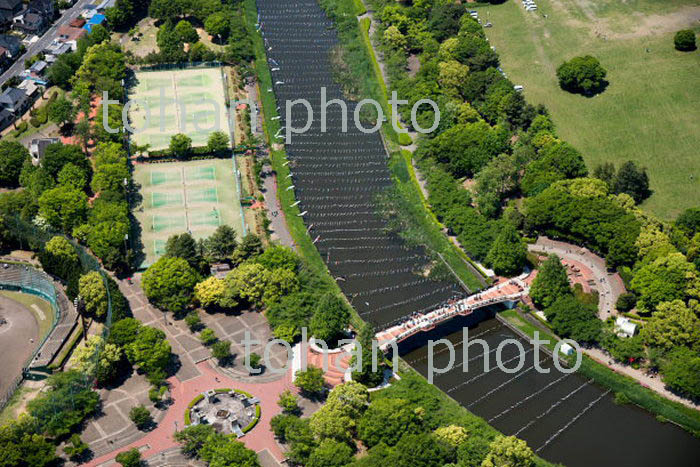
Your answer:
477,0 -> 700,219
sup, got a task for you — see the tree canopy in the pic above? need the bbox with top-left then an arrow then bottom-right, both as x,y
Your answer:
142,256 -> 200,312
556,55 -> 607,95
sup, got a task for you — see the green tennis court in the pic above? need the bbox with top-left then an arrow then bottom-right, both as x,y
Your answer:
133,158 -> 244,268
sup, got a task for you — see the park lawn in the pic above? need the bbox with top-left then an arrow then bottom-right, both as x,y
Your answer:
476,0 -> 700,219
122,18 -> 159,57
0,290 -> 54,340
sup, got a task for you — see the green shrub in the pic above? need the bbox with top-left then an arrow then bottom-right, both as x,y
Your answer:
13,121 -> 28,136
674,29 -> 696,51
29,117 -> 41,128
398,132 -> 412,146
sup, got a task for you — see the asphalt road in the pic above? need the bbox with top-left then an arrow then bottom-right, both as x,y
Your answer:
0,0 -> 93,88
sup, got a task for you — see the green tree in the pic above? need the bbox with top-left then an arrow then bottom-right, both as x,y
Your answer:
308,439 -> 354,467
674,29 -> 696,51
277,389 -> 300,414
481,435 -> 535,467
434,425 -> 469,448
255,244 -> 300,271
79,271 -> 108,317
631,252 -> 700,313
200,328 -> 217,346
91,162 -> 129,194
64,433 -> 90,462
48,95 -> 75,129
108,317 -> 142,347
310,293 -> 350,343
393,432 -> 450,467
232,233 -> 263,263
38,185 -> 88,232
615,293 -> 637,312
351,322 -> 385,388
57,163 -> 88,190
546,296 -> 602,344
69,335 -> 122,383
0,141 -> 28,187
175,424 -> 217,458
42,143 -> 89,178
169,133 -> 192,159
358,398 -> 421,448
661,348 -> 700,399
294,366 -> 325,396
556,55 -> 607,95
28,370 -> 99,437
165,232 -> 201,269
263,267 -> 300,305
125,326 -> 172,377
207,130 -> 230,153
225,262 -> 269,307
175,20 -> 199,43
211,339 -> 231,362
529,254 -> 571,309
613,161 -> 651,203
0,417 -> 57,467
199,434 -> 260,467
116,448 -> 142,467
485,223 -> 527,276
203,224 -> 238,261
185,310 -> 202,331
194,277 -> 226,309
205,12 -> 230,42
142,256 -> 200,312
40,235 -> 81,282
639,299 -> 700,351
129,405 -> 153,430
104,0 -> 135,30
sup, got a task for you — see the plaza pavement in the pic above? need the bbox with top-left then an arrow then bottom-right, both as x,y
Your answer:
78,276 -> 295,466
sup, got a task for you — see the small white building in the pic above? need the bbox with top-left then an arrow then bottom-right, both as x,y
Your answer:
559,342 -> 575,356
615,317 -> 637,338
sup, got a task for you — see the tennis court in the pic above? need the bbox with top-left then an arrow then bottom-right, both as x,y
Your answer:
128,67 -> 231,151
133,159 -> 245,268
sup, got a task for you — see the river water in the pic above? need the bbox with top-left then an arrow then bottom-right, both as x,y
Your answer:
400,312 -> 700,466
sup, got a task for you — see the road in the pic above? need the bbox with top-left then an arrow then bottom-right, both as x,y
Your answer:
0,0 -> 93,88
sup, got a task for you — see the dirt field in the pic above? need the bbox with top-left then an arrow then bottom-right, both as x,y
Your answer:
0,293 -> 41,400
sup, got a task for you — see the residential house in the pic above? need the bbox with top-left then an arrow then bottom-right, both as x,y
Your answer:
0,108 -> 12,131
29,137 -> 59,165
68,17 -> 85,28
13,11 -> 47,35
0,0 -> 23,28
27,0 -> 55,21
0,33 -> 20,57
0,86 -> 28,114
57,25 -> 86,43
17,78 -> 40,100
83,13 -> 105,33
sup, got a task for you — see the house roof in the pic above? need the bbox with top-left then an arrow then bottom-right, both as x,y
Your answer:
0,0 -> 22,12
30,137 -> 59,158
69,17 -> 85,27
17,79 -> 39,95
0,108 -> 12,121
29,59 -> 47,73
0,87 -> 26,105
58,25 -> 86,41
0,34 -> 20,53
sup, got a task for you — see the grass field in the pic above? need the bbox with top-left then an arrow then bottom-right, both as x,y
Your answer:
133,159 -> 245,268
476,0 -> 700,219
128,67 -> 231,151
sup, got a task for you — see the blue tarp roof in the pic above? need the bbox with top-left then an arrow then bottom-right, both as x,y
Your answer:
83,14 -> 105,32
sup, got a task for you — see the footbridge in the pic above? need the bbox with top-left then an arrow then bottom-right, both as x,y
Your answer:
376,274 -> 530,351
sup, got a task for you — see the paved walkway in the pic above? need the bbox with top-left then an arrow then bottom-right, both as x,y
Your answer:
85,360 -> 292,466
528,236 -> 626,320
79,276 -> 295,465
261,167 -> 295,250
527,237 -> 699,411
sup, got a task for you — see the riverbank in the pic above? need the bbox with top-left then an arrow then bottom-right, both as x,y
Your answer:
501,309 -> 700,437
